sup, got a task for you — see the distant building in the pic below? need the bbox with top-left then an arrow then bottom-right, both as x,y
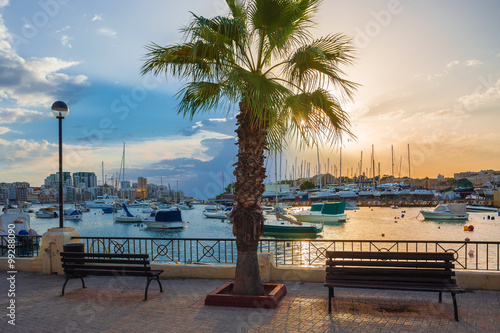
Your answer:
45,172 -> 71,186
73,172 -> 97,188
137,177 -> 148,199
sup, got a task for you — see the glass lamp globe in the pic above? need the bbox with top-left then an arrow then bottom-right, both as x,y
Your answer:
51,101 -> 69,118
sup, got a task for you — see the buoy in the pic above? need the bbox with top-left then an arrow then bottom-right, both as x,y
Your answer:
463,225 -> 469,231
175,261 -> 180,264
395,221 -> 397,223
468,225 -> 474,231
492,216 -> 496,220
465,237 -> 470,242
401,214 -> 404,218
381,233 -> 385,237
487,215 -> 491,220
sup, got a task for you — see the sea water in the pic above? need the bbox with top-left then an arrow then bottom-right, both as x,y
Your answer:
24,204 -> 500,242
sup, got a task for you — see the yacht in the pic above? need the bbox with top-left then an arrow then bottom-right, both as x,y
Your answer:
420,204 -> 469,221
84,194 -> 118,209
142,208 -> 186,229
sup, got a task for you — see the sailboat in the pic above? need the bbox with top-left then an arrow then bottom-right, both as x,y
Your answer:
263,153 -> 323,236
114,203 -> 144,222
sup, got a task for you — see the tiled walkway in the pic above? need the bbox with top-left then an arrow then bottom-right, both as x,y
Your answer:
1,272 -> 499,332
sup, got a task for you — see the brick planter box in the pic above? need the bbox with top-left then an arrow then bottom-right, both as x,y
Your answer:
204,283 -> 287,309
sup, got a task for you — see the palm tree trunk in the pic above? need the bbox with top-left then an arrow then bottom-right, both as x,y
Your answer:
231,106 -> 267,296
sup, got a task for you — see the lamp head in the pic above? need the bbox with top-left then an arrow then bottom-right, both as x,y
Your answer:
51,101 -> 69,118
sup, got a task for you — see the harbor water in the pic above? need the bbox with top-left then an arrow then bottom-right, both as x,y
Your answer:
24,204 -> 500,242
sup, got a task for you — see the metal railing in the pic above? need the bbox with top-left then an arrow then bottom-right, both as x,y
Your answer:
0,235 -> 42,257
72,237 -> 500,271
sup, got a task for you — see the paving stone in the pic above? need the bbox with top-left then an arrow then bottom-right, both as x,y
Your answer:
1,272 -> 499,332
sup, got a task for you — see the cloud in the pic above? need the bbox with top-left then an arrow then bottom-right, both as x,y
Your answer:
0,0 -> 8,8
0,126 -> 11,134
0,12 -> 89,107
61,34 -> 72,48
457,79 -> 500,108
466,59 -> 482,66
96,27 -> 117,38
125,138 -> 238,199
91,14 -> 103,22
178,117 -> 236,137
0,107 -> 51,123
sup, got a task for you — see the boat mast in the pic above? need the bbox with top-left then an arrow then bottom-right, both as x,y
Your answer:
359,151 -> 363,184
339,147 -> 342,186
316,146 -> 321,189
372,144 -> 375,186
408,144 -> 411,188
391,145 -> 394,185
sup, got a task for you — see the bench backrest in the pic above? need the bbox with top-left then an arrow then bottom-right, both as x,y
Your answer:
61,252 -> 152,273
326,251 -> 457,282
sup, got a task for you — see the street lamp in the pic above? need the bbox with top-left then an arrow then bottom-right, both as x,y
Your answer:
52,101 -> 69,228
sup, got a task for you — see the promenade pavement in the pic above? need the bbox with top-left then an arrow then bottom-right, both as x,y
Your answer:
1,272 -> 499,332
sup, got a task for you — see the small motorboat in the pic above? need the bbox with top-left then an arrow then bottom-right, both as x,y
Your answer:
143,208 -> 185,229
465,204 -> 499,213
35,207 -> 59,218
420,204 -> 469,220
0,213 -> 39,247
63,209 -> 82,220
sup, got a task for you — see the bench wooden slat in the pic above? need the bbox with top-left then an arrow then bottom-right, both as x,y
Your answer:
326,260 -> 455,269
63,258 -> 151,265
68,268 -> 163,276
326,273 -> 456,284
326,251 -> 455,261
325,281 -> 464,292
61,252 -> 149,259
326,267 -> 455,277
63,264 -> 152,272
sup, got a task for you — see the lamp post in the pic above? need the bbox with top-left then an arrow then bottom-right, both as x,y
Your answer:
52,101 -> 69,228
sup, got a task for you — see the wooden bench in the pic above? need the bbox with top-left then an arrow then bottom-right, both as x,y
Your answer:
61,252 -> 164,301
325,251 -> 465,321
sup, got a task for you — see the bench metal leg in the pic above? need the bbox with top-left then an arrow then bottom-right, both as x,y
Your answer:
144,275 -> 163,301
439,292 -> 442,303
328,287 -> 333,313
452,293 -> 459,321
61,276 -> 85,296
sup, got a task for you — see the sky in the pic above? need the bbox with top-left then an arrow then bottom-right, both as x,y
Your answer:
0,0 -> 499,199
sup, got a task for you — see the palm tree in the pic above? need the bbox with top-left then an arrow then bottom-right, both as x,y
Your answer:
141,0 -> 358,296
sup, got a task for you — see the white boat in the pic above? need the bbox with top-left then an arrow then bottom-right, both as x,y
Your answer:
142,209 -> 186,229
35,207 -> 59,218
84,194 -> 118,209
0,213 -> 39,247
203,207 -> 231,219
114,204 -> 144,222
127,200 -> 147,208
176,200 -> 194,210
263,219 -> 323,235
309,189 -> 339,200
465,204 -> 499,213
420,204 -> 469,220
337,190 -> 358,198
345,201 -> 359,210
63,209 -> 82,220
291,202 -> 347,223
